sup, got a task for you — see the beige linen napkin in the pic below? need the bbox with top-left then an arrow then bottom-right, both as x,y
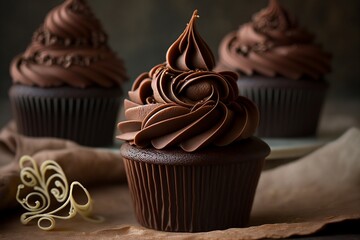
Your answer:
0,124 -> 359,239
252,127 -> 360,225
82,127 -> 360,240
0,122 -> 126,211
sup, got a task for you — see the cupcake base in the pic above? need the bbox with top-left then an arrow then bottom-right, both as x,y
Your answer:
9,84 -> 122,147
121,138 -> 270,232
237,76 -> 328,138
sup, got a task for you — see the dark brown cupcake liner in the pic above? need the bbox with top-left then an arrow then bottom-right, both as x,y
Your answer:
237,77 -> 328,137
9,84 -> 122,147
121,140 -> 269,232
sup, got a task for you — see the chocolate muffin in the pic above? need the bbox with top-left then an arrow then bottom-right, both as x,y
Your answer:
9,0 -> 128,146
117,10 -> 270,232
216,0 -> 332,137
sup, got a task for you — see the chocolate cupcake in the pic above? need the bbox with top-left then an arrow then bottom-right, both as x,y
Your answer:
9,0 -> 128,147
216,0 -> 332,137
117,10 -> 270,232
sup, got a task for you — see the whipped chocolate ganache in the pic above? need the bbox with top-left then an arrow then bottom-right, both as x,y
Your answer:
117,10 -> 259,152
217,0 -> 331,80
10,0 -> 127,88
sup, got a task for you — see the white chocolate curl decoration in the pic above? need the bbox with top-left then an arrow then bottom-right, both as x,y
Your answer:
16,156 -> 103,231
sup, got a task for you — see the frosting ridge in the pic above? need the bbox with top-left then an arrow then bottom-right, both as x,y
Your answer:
10,0 -> 127,88
217,0 -> 331,80
117,10 -> 259,152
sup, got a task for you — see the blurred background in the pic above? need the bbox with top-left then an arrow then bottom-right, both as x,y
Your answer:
0,0 -> 359,128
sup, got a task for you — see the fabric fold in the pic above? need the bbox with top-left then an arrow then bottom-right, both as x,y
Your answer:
0,121 -> 126,211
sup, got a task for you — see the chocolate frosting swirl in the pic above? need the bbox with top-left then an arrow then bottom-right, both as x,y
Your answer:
10,0 -> 127,88
217,0 -> 331,80
117,10 -> 259,152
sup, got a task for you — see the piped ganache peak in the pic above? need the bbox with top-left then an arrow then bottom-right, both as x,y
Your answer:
117,10 -> 259,152
218,0 -> 331,80
10,0 -> 127,88
166,10 -> 215,71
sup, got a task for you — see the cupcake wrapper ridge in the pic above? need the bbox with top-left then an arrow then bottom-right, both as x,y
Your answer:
123,154 -> 264,232
237,77 -> 328,137
9,85 -> 122,147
